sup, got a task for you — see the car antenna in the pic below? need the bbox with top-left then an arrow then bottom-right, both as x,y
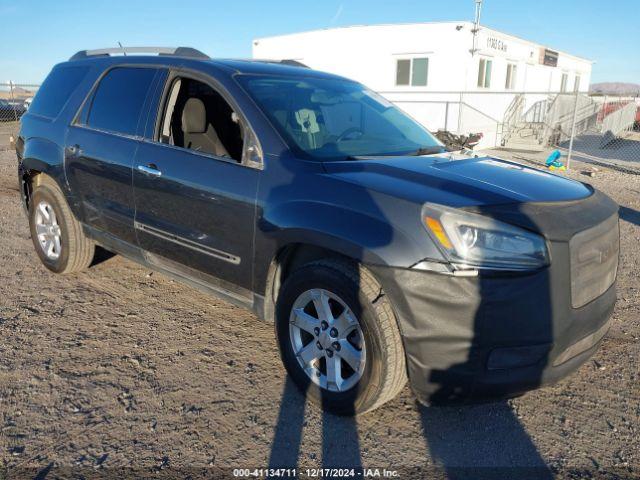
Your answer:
118,41 -> 127,56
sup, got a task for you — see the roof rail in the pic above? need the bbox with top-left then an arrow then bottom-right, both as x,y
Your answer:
277,59 -> 309,68
254,59 -> 309,68
69,46 -> 209,61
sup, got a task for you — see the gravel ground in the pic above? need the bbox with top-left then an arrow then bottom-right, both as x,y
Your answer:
0,129 -> 638,478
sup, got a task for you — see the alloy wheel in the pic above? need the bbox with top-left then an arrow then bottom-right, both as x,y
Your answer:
289,288 -> 366,392
34,200 -> 62,261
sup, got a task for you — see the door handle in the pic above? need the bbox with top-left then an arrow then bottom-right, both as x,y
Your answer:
137,164 -> 162,177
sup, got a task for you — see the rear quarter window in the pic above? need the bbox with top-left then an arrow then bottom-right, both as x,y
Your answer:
85,67 -> 157,136
28,66 -> 90,119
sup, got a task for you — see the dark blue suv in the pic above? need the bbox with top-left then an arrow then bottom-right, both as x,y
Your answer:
16,47 -> 619,414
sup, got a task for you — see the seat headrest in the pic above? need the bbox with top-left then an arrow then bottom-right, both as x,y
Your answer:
182,98 -> 207,134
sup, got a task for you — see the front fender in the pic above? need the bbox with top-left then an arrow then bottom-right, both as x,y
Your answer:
262,200 -> 428,267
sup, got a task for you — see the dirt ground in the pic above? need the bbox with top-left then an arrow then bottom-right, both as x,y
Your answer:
0,124 -> 639,478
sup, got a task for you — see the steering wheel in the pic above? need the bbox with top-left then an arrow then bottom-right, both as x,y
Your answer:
336,127 -> 364,143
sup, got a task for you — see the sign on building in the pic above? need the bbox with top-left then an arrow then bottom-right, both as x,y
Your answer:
541,49 -> 559,67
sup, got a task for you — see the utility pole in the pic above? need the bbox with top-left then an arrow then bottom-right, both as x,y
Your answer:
464,0 -> 484,135
471,0 -> 483,56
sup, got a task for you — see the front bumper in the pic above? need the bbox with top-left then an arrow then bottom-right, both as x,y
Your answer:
370,189 -> 619,404
373,265 -> 616,404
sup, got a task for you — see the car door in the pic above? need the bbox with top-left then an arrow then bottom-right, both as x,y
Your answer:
65,66 -> 164,245
133,71 -> 261,299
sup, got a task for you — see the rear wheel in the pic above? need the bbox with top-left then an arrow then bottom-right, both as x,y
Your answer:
276,259 -> 407,415
28,175 -> 94,273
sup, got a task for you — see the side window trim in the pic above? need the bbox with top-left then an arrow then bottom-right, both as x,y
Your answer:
148,68 -> 263,170
160,78 -> 182,141
138,68 -> 169,139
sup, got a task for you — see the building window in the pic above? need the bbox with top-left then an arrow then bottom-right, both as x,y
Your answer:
573,75 -> 581,92
560,73 -> 568,92
505,63 -> 517,90
396,57 -> 429,87
411,58 -> 428,86
396,59 -> 411,86
477,58 -> 492,88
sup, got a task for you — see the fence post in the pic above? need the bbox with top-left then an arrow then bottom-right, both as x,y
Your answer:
444,101 -> 449,131
9,81 -> 19,122
457,92 -> 463,134
566,91 -> 580,170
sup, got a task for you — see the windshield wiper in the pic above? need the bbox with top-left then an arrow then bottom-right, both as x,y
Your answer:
406,146 -> 446,156
341,146 -> 445,161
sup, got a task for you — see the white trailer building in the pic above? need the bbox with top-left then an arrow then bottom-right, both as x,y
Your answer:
253,22 -> 594,149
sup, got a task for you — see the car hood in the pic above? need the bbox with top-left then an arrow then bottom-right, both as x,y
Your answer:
322,155 -> 592,207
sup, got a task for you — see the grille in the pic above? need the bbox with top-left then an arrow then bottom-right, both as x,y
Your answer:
570,214 -> 619,309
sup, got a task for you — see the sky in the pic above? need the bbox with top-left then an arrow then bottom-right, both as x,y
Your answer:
1,0 -> 638,85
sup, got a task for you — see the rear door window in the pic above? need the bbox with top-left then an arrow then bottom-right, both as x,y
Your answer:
86,67 -> 157,136
29,66 -> 90,119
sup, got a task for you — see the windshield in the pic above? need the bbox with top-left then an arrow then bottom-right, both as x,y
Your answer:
238,75 -> 444,160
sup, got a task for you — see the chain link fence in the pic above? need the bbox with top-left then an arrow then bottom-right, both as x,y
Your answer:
2,81 -> 639,171
0,82 -> 40,150
383,90 -> 640,171
0,82 -> 39,121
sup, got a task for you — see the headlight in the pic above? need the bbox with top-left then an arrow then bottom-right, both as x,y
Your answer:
421,203 -> 549,271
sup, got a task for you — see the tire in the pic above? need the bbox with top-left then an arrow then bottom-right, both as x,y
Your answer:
275,258 -> 407,415
28,175 -> 94,274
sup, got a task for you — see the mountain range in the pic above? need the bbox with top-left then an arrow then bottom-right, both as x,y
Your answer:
590,82 -> 640,94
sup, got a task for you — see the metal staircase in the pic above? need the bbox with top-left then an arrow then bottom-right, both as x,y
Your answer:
501,121 -> 546,152
499,94 -> 600,152
500,94 -> 546,152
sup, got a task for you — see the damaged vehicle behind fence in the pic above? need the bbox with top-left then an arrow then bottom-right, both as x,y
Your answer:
16,47 -> 619,414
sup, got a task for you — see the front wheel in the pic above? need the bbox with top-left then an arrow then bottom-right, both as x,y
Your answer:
275,259 -> 407,415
